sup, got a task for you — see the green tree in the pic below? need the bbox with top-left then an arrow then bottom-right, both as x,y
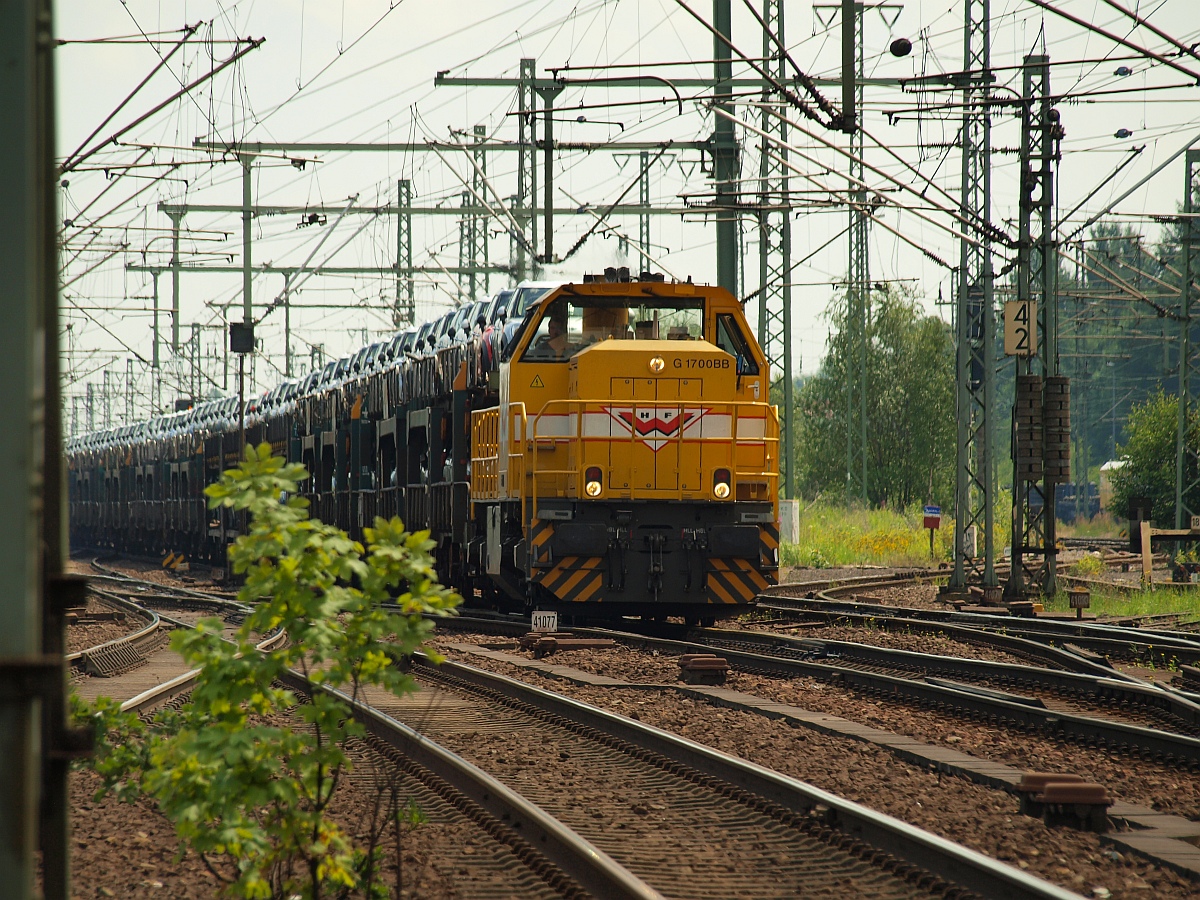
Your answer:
794,287 -> 955,508
80,444 -> 460,898
1109,389 -> 1200,525
1058,220 -> 1178,474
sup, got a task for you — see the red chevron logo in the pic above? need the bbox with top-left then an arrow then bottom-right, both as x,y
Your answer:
602,406 -> 707,451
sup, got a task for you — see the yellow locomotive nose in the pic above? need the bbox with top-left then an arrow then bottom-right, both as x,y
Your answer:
567,339 -> 739,499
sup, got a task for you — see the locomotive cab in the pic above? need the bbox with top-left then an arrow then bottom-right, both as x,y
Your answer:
471,278 -> 780,620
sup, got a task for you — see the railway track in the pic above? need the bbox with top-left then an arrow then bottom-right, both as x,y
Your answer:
432,611 -> 1200,753
72,572 -> 1072,898
693,626 -> 1200,737
67,591 -> 168,678
121,672 -> 662,899
761,592 -> 1200,673
73,561 -> 1194,894
365,655 -> 1072,899
570,623 -> 1200,767
71,558 -> 282,709
77,577 -> 640,898
94,624 -> 1075,898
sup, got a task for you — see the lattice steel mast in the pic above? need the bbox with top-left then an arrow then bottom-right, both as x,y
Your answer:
757,0 -> 794,496
713,0 -> 740,293
1007,53 -> 1065,598
518,58 -> 538,279
1177,151 -> 1200,528
845,0 -> 869,502
950,0 -> 997,591
396,179 -> 413,325
458,125 -> 490,303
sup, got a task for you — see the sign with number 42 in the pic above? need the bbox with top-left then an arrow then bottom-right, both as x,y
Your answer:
1003,300 -> 1036,357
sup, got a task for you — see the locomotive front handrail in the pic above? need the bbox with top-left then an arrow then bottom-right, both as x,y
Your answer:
468,402 -> 528,505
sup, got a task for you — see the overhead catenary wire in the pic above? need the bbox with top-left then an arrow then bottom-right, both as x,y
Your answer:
255,193 -> 361,325
558,187 -> 682,281
57,0 -> 1200,412
61,37 -> 265,175
1022,0 -> 1200,84
60,23 -> 201,173
1057,145 -> 1145,232
715,104 -> 1006,253
558,144 -> 671,262
423,139 -> 536,259
1095,0 -> 1200,65
670,0 -> 840,128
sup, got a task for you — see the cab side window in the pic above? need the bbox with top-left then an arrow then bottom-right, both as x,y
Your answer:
521,298 -> 573,362
715,314 -> 759,375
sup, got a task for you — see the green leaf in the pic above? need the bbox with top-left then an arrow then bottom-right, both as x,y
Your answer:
81,447 -> 461,897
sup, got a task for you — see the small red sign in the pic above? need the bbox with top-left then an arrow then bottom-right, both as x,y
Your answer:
923,504 -> 941,530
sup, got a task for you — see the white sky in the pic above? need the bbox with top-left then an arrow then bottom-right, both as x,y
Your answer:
54,0 -> 1200,427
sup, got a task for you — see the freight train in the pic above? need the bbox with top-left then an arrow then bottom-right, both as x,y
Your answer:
67,270 -> 780,623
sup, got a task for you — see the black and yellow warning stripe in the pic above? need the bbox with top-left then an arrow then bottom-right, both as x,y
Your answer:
529,518 -> 555,555
759,522 -> 780,585
706,557 -> 769,605
536,556 -> 605,603
760,521 -> 779,554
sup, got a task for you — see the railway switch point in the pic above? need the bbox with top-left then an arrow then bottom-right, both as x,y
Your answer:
523,633 -> 616,657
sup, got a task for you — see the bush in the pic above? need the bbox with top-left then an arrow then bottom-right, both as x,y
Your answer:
1069,554 -> 1105,578
78,444 -> 460,898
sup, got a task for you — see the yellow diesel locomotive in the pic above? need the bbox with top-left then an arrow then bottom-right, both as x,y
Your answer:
470,275 -> 779,621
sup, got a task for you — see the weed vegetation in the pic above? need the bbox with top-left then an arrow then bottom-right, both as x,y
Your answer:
1057,512 -> 1122,540
1041,586 -> 1200,621
782,502 -> 963,568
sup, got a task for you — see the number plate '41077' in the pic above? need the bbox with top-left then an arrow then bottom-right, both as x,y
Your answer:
531,610 -> 558,632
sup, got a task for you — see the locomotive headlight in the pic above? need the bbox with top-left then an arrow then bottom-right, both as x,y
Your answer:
585,466 -> 603,497
648,356 -> 665,373
713,467 -> 731,499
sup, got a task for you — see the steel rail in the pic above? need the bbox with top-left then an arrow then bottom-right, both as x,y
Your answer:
578,627 -> 1200,765
67,589 -> 165,677
750,596 -> 1126,679
691,626 -> 1200,735
765,591 -> 1200,667
417,655 -> 1078,900
278,668 -> 664,900
97,596 -> 652,896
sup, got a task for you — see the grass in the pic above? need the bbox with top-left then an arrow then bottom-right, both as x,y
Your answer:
782,502 -> 1200,625
1057,512 -> 1123,540
1041,584 -> 1200,621
783,502 -> 961,569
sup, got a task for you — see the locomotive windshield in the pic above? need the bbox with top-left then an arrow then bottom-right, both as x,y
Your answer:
522,295 -> 705,362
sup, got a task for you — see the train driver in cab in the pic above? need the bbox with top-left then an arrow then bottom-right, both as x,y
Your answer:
529,300 -> 570,360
